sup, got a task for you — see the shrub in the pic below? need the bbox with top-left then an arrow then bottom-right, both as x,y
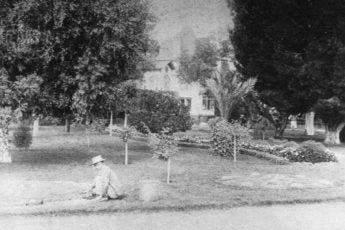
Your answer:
299,140 -> 327,152
129,90 -> 193,133
39,116 -> 63,126
267,137 -> 288,145
241,139 -> 337,163
282,141 -> 300,149
211,119 -> 251,157
294,140 -> 337,163
148,128 -> 178,161
89,119 -> 107,134
252,117 -> 275,140
13,123 -> 32,149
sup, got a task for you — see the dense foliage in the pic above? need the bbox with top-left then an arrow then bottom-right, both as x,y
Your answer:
179,38 -> 256,121
0,0 -> 157,121
13,122 -> 33,149
229,0 -> 345,140
129,90 -> 193,133
242,140 -> 337,163
148,129 -> 178,161
210,119 -> 251,157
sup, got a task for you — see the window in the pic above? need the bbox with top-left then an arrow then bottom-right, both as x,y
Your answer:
202,94 -> 214,110
180,98 -> 192,110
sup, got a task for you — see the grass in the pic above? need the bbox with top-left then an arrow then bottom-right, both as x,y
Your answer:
1,126 -> 345,216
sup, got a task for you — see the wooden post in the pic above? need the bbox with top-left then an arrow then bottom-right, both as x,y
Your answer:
109,111 -> 113,136
167,157 -> 171,184
87,132 -> 90,150
233,136 -> 237,163
125,141 -> 128,165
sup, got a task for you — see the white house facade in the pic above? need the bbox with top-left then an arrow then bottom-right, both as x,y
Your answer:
138,61 -> 215,121
136,26 -> 216,122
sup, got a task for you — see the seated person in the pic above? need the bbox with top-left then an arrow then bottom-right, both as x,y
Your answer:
84,155 -> 124,201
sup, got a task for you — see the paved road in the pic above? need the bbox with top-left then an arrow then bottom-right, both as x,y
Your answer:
1,202 -> 345,230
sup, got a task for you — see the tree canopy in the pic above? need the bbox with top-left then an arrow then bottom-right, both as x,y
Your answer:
179,38 -> 255,121
229,0 -> 345,139
0,0 -> 157,120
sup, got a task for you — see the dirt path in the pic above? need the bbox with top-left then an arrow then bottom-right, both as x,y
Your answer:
1,202 -> 345,230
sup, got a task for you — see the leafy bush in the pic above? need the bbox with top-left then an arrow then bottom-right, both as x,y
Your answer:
299,140 -> 327,152
252,117 -> 275,140
129,90 -> 193,133
294,140 -> 337,163
148,128 -> 178,161
241,139 -> 337,163
266,137 -> 288,145
39,116 -> 63,126
282,141 -> 300,149
211,119 -> 251,157
13,123 -> 32,148
89,119 -> 107,134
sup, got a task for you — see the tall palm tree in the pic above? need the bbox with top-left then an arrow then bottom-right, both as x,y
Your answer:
205,61 -> 256,121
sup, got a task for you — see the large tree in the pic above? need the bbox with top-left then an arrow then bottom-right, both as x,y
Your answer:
179,38 -> 256,121
229,0 -> 345,141
1,0 -> 157,130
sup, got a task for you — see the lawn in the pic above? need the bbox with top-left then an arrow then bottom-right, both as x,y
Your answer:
1,126 -> 345,216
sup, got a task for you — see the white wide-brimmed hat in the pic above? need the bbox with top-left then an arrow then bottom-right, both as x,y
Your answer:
91,155 -> 105,165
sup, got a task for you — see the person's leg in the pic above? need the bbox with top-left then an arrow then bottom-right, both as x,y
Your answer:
94,176 -> 105,196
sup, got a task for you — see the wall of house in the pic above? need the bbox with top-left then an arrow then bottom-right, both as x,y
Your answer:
138,69 -> 215,120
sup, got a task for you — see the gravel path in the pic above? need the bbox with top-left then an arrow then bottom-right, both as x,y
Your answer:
1,202 -> 345,230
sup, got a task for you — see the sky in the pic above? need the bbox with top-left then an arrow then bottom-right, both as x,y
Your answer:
150,0 -> 232,43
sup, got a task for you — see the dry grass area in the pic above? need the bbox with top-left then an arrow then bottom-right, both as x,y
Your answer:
1,126 -> 345,216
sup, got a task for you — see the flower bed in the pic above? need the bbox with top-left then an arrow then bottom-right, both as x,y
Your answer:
241,140 -> 338,164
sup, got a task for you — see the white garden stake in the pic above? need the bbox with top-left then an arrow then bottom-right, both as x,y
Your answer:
167,157 -> 171,184
109,111 -> 113,136
125,141 -> 128,165
124,114 -> 128,165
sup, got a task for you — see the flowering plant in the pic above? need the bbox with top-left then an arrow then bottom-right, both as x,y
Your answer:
241,140 -> 337,163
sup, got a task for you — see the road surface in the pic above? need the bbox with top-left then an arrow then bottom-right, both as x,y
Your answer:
1,202 -> 345,230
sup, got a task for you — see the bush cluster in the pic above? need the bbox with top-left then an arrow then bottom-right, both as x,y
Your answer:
210,119 -> 251,157
148,128 -> 178,161
129,90 -> 193,134
13,123 -> 32,149
242,140 -> 337,163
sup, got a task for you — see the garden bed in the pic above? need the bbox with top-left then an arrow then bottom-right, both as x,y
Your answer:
0,126 -> 344,216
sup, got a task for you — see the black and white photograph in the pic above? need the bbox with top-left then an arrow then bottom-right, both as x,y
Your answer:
0,0 -> 345,229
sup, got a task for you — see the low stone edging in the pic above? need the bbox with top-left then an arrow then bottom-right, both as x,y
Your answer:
176,142 -> 290,164
240,148 -> 290,165
177,142 -> 210,149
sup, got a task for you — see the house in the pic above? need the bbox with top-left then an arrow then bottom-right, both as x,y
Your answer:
137,27 -> 216,122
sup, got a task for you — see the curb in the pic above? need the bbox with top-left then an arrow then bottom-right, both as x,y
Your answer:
1,197 -> 345,217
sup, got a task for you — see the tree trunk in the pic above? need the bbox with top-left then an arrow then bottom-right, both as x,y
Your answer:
305,112 -> 315,136
32,118 -> 39,137
109,111 -> 113,136
274,117 -> 288,139
124,112 -> 128,128
324,122 -> 345,145
124,141 -> 128,165
65,115 -> 71,133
